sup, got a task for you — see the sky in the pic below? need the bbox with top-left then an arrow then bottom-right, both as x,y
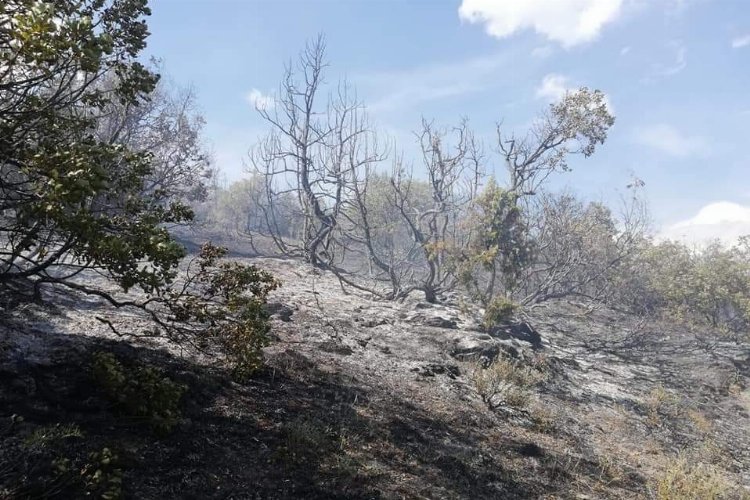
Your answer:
143,0 -> 750,244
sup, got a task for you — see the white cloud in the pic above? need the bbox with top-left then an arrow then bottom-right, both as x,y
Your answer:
536,74 -> 570,102
620,46 -> 631,56
244,88 -> 274,110
458,0 -> 624,48
535,73 -> 615,113
632,124 -> 708,157
660,202 -> 750,245
732,34 -> 750,49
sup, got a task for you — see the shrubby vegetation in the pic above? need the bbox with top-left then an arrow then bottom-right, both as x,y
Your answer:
92,352 -> 185,434
470,356 -> 542,410
0,0 -> 277,375
616,238 -> 750,333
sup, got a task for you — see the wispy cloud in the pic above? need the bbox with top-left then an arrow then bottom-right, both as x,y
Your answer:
632,123 -> 708,157
244,88 -> 275,110
732,34 -> 750,49
644,41 -> 687,81
356,51 -> 516,113
458,0 -> 624,48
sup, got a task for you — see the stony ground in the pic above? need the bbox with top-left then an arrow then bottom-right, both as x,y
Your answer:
1,247 -> 750,499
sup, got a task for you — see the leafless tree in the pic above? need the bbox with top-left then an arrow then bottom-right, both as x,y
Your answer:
517,182 -> 649,308
247,36 -> 385,270
95,66 -> 214,204
242,43 -> 631,308
385,119 -> 483,302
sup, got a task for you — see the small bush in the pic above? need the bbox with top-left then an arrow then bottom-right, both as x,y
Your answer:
91,352 -> 186,434
471,357 -> 540,409
166,243 -> 279,381
49,447 -> 123,500
482,297 -> 519,330
645,385 -> 681,427
618,238 -> 750,333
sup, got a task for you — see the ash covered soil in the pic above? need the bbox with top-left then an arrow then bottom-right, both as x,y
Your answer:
2,247 -> 750,498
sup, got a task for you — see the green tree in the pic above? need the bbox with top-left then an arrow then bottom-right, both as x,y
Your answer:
1,0 -> 178,295
1,0 -> 278,376
634,239 -> 750,331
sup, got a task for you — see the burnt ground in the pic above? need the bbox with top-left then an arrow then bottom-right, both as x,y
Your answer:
1,251 -> 749,499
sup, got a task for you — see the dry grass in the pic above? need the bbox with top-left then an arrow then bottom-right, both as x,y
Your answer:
470,357 -> 541,410
645,385 -> 682,427
686,409 -> 712,437
650,456 -> 735,500
23,423 -> 84,449
528,402 -> 557,434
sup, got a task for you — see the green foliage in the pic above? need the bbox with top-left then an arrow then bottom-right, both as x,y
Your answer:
482,296 -> 519,330
0,0 -> 190,296
53,447 -> 123,500
549,88 -> 615,162
91,352 -> 186,434
165,243 -> 280,380
1,1 -> 280,377
453,178 -> 531,306
621,238 -> 750,332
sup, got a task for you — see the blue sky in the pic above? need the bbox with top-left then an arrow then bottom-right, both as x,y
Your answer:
143,0 -> 750,243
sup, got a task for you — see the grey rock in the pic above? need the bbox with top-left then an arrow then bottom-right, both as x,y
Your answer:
265,302 -> 294,322
405,312 -> 458,329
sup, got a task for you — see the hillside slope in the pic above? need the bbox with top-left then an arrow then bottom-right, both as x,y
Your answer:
2,253 -> 749,499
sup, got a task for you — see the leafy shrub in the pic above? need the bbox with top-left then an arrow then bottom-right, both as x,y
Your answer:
482,296 -> 519,330
166,243 -> 280,381
91,352 -> 186,434
619,238 -> 750,333
453,179 -> 531,306
51,447 -> 123,500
